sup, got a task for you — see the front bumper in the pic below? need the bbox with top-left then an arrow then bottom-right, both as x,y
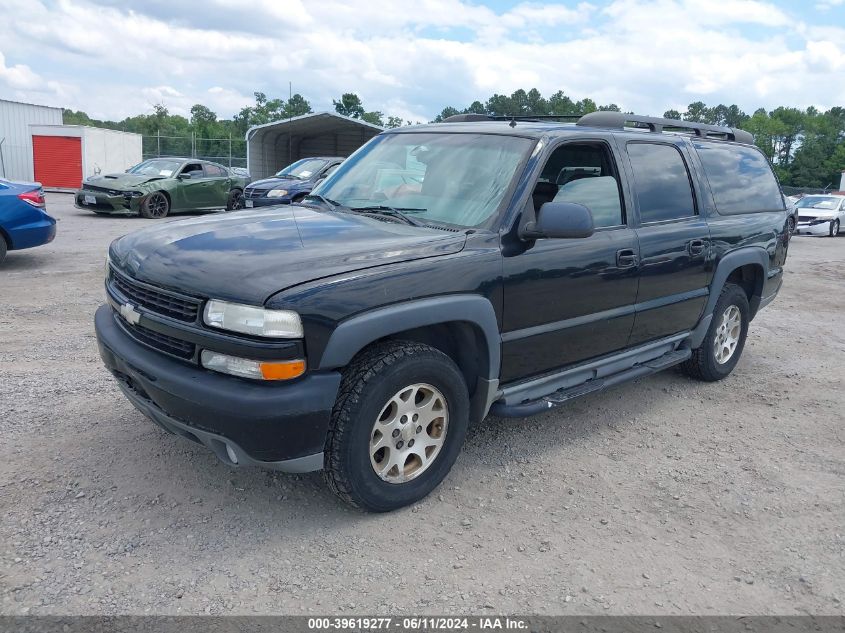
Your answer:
95,304 -> 341,470
242,196 -> 292,208
75,191 -> 139,214
795,220 -> 835,236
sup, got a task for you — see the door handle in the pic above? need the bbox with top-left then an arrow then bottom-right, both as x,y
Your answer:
687,239 -> 706,256
616,249 -> 638,268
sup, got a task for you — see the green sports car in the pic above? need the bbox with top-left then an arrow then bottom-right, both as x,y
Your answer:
74,158 -> 250,218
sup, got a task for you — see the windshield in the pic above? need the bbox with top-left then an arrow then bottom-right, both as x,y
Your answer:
796,196 -> 842,210
128,159 -> 183,177
275,158 -> 328,179
314,132 -> 534,228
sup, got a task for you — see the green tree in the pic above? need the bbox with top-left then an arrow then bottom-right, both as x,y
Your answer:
333,93 -> 365,118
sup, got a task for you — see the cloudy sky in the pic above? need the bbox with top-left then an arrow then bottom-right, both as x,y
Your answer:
0,0 -> 843,123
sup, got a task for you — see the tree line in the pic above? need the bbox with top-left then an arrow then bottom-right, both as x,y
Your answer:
63,88 -> 844,188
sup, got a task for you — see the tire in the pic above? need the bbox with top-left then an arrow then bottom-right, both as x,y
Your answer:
0,236 -> 7,265
323,341 -> 470,512
787,215 -> 795,234
681,283 -> 749,382
139,192 -> 170,218
830,219 -> 840,237
226,188 -> 243,211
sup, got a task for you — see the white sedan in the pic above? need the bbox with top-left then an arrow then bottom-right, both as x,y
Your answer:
795,195 -> 845,237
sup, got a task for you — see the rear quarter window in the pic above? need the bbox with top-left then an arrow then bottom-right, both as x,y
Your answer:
693,141 -> 784,214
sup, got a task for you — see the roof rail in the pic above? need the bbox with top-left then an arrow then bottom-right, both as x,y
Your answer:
577,111 -> 754,144
443,113 -> 582,124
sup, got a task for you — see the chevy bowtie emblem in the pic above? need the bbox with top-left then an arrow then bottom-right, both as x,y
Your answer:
119,302 -> 141,325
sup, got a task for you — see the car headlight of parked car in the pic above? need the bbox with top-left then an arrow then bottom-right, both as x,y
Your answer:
203,299 -> 303,338
266,189 -> 289,198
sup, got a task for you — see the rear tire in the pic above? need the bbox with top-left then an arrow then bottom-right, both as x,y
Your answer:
226,188 -> 243,211
786,215 -> 795,234
681,283 -> 749,382
323,341 -> 469,512
140,192 -> 169,218
0,236 -> 7,265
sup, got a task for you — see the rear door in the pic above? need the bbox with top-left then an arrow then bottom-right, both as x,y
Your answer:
620,140 -> 711,345
203,163 -> 232,206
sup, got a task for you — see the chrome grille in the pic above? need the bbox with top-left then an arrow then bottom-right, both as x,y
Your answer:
244,187 -> 268,199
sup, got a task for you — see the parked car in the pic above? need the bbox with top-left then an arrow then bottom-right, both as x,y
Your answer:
242,157 -> 343,208
95,112 -> 789,511
74,158 -> 250,218
794,194 -> 845,236
784,195 -> 799,233
0,179 -> 56,265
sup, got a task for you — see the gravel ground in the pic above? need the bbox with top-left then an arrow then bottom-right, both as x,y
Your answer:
1,193 -> 843,616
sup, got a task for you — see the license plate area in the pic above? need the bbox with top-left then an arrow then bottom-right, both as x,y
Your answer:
84,195 -> 97,205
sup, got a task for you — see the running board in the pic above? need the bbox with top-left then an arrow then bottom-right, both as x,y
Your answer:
489,348 -> 691,418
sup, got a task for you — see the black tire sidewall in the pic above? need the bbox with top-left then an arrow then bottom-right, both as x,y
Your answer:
227,189 -> 242,211
338,352 -> 469,512
0,237 -> 6,264
701,285 -> 750,379
141,193 -> 169,218
832,220 -> 839,237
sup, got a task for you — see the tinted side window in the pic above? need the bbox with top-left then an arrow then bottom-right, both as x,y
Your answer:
205,164 -> 226,177
627,143 -> 696,223
534,142 -> 624,228
693,142 -> 784,214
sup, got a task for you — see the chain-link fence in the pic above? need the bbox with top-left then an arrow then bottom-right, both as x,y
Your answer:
141,132 -> 247,168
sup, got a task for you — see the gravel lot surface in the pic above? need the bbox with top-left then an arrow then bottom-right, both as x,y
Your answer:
1,194 -> 843,615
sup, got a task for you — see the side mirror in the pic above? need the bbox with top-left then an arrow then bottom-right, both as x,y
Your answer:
177,173 -> 191,180
316,173 -> 327,181
521,201 -> 595,240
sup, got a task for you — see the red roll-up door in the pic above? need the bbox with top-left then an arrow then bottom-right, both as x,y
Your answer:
32,135 -> 82,189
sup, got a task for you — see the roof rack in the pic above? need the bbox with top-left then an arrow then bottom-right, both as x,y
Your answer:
577,111 -> 754,144
442,113 -> 581,125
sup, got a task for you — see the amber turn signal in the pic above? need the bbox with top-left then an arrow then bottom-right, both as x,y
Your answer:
259,359 -> 306,381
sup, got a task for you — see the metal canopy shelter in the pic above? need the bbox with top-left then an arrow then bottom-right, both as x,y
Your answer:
246,111 -> 383,180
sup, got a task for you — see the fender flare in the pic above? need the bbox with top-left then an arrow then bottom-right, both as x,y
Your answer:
689,247 -> 769,348
317,295 -> 501,380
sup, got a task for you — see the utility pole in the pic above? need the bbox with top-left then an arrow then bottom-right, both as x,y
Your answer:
288,81 -> 293,165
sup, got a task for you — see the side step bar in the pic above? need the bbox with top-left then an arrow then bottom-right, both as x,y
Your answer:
489,348 -> 691,418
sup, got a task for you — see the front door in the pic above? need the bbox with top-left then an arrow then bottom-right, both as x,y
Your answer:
176,163 -> 218,209
620,140 -> 711,345
500,140 -> 640,384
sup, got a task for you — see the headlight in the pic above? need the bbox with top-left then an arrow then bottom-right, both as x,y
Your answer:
266,189 -> 288,198
203,299 -> 303,338
201,350 -> 305,381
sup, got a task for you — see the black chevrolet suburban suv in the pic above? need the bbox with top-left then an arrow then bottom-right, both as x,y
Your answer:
95,112 -> 789,512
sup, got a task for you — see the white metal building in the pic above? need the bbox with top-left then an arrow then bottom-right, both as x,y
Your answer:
29,124 -> 142,190
246,111 -> 383,180
0,98 -> 63,182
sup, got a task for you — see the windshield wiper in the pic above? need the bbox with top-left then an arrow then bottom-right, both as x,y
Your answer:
302,194 -> 340,210
348,205 -> 428,227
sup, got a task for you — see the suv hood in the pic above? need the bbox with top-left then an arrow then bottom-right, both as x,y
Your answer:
109,206 -> 466,304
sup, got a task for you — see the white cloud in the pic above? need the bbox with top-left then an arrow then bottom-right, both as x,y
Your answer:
0,0 -> 843,122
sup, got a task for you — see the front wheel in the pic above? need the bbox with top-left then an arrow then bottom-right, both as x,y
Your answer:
323,341 -> 469,512
139,192 -> 169,218
830,219 -> 840,237
681,283 -> 749,382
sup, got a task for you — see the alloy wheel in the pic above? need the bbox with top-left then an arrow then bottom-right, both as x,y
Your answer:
714,305 -> 742,365
147,193 -> 168,218
369,383 -> 448,484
